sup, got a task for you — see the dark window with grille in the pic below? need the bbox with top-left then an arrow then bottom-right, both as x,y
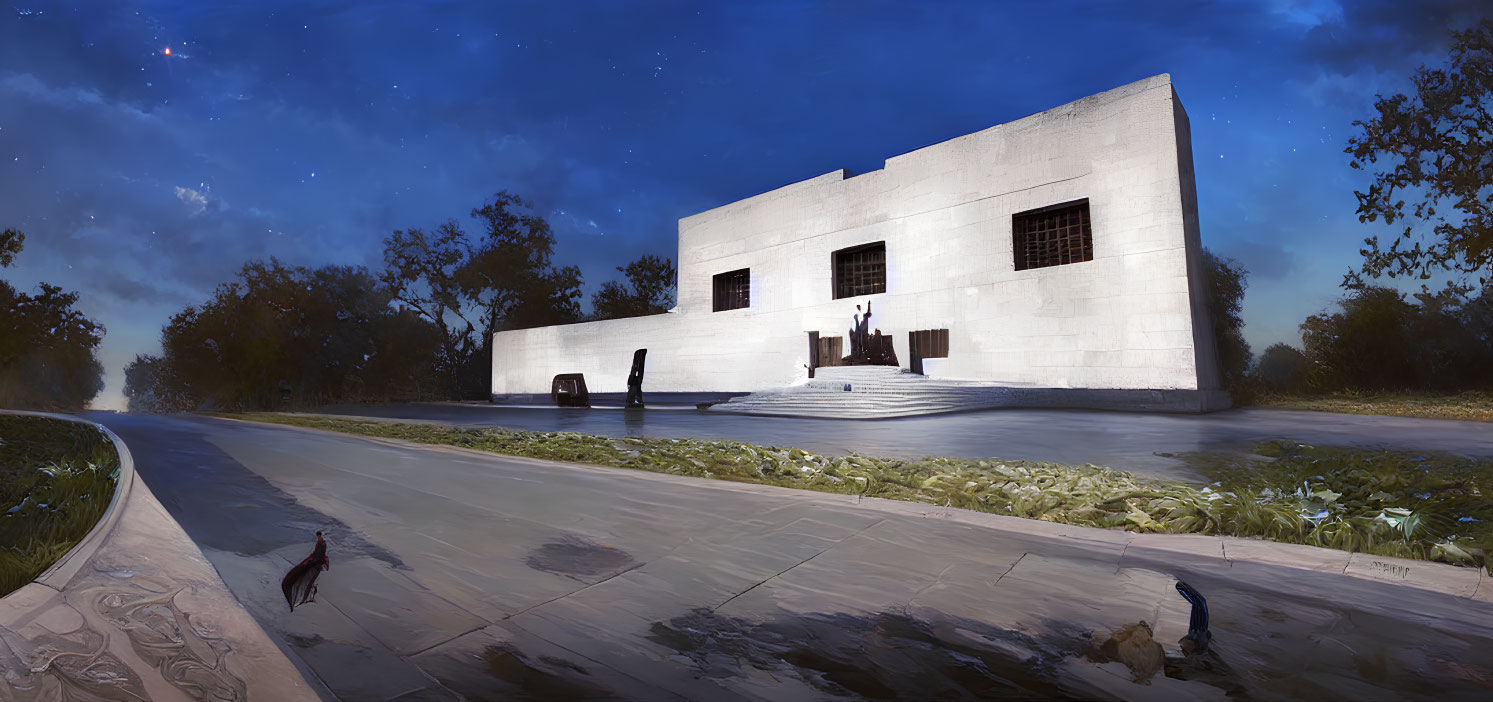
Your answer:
1012,200 -> 1093,271
833,242 -> 886,299
712,268 -> 750,311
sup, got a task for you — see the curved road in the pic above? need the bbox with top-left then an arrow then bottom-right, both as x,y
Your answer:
311,403 -> 1493,480
87,411 -> 1493,701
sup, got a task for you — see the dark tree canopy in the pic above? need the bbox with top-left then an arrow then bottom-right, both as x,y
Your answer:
1299,282 -> 1493,392
123,353 -> 193,414
0,228 -> 22,268
382,192 -> 583,400
1302,287 -> 1419,390
0,230 -> 106,410
1345,20 -> 1493,285
127,259 -> 443,412
134,191 -> 584,410
458,191 -> 583,333
591,254 -> 677,320
381,222 -> 476,399
1201,249 -> 1252,393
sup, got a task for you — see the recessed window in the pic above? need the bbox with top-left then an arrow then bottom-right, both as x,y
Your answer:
1013,200 -> 1093,271
712,268 -> 750,311
833,241 -> 886,299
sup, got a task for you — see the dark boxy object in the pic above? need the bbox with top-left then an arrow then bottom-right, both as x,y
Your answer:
625,349 -> 647,408
807,331 -> 819,378
551,373 -> 590,407
909,328 -> 949,375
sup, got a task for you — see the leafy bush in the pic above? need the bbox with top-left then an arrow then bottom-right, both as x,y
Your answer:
232,414 -> 1493,568
1255,343 -> 1309,393
1201,249 -> 1252,395
1197,441 -> 1492,565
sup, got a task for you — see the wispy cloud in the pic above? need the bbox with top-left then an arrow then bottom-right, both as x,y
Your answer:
174,185 -> 210,214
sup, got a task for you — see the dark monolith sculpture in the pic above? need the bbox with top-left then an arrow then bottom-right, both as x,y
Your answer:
625,348 -> 647,408
1175,580 -> 1211,654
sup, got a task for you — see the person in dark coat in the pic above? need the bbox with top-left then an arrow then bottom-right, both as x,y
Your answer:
282,531 -> 330,612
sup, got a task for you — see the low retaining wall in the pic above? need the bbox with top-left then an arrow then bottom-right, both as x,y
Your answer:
983,387 -> 1233,413
0,410 -> 317,701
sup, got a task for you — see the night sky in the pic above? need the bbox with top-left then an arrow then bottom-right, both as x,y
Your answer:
1,1 -> 1485,410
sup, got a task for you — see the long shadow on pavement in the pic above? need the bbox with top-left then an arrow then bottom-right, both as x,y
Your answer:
87,411 -> 403,568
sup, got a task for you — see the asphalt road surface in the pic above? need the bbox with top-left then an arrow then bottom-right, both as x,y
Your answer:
310,402 -> 1493,481
86,411 -> 1493,701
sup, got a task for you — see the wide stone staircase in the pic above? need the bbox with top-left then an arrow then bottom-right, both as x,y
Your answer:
707,366 -> 1024,419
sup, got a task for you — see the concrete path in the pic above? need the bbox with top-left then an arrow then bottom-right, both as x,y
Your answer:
87,411 -> 1493,701
0,411 -> 317,701
310,402 -> 1493,481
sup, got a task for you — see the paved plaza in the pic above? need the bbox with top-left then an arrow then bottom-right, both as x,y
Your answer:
84,410 -> 1493,700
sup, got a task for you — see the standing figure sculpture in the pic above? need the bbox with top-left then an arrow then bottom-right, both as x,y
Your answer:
849,304 -> 863,358
841,300 -> 890,365
625,348 -> 647,408
281,531 -> 330,612
859,301 -> 873,359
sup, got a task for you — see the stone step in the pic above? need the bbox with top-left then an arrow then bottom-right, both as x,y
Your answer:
712,368 -> 1026,418
728,386 -> 1000,398
720,399 -> 999,412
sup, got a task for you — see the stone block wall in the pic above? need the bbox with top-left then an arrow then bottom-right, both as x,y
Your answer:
493,74 -> 1221,396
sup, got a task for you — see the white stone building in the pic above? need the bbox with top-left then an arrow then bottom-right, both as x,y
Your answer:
492,74 -> 1227,411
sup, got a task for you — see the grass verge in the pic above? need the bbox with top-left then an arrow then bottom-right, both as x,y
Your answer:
0,415 -> 121,596
221,412 -> 1493,570
1250,390 -> 1493,423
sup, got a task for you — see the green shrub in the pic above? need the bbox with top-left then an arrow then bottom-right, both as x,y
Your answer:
230,414 -> 1493,569
0,415 -> 121,595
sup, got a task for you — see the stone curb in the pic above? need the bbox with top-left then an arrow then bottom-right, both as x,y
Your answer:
213,413 -> 1493,607
0,410 -> 134,587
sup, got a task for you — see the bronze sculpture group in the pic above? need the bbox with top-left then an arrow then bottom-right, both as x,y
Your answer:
844,300 -> 897,366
